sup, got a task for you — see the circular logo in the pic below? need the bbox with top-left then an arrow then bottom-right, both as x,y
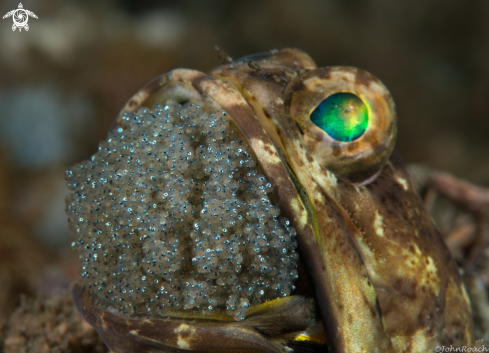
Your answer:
12,9 -> 28,27
434,346 -> 442,353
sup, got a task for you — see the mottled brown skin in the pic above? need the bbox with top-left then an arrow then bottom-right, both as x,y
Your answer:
211,53 -> 394,352
211,48 -> 473,351
73,48 -> 474,352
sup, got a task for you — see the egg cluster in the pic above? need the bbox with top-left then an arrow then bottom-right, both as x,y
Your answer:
65,100 -> 299,320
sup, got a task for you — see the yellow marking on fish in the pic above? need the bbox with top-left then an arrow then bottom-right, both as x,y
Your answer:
461,281 -> 471,306
304,72 -> 356,91
400,244 -> 440,295
396,175 -> 409,191
308,159 -> 337,190
355,236 -> 381,281
199,79 -> 250,110
291,197 -> 309,228
422,256 -> 440,295
296,334 -> 313,342
100,312 -> 108,331
249,138 -> 282,165
355,202 -> 361,214
395,328 -> 434,352
374,211 -> 385,237
175,323 -> 195,349
323,169 -> 338,188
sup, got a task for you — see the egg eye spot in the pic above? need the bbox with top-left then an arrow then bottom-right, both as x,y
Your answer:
310,92 -> 368,142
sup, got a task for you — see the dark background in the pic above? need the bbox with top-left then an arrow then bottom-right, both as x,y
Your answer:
0,0 -> 488,318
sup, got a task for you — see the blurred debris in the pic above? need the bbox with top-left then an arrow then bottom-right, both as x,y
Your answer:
0,151 -> 52,325
133,10 -> 186,49
433,172 -> 489,217
215,45 -> 233,64
247,59 -> 264,74
408,164 -> 489,339
13,169 -> 71,250
464,275 -> 489,341
0,86 -> 92,169
0,222 -> 52,347
408,164 -> 489,271
3,292 -> 107,353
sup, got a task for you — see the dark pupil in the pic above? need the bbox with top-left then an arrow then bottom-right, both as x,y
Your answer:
310,92 -> 368,142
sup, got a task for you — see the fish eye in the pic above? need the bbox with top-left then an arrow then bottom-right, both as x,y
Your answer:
285,67 -> 397,184
310,92 -> 369,142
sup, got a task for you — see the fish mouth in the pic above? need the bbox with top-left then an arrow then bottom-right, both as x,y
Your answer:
71,282 -> 326,352
66,70 -> 329,351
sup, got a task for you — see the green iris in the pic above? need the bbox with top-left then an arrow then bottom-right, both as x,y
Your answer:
310,93 -> 368,142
